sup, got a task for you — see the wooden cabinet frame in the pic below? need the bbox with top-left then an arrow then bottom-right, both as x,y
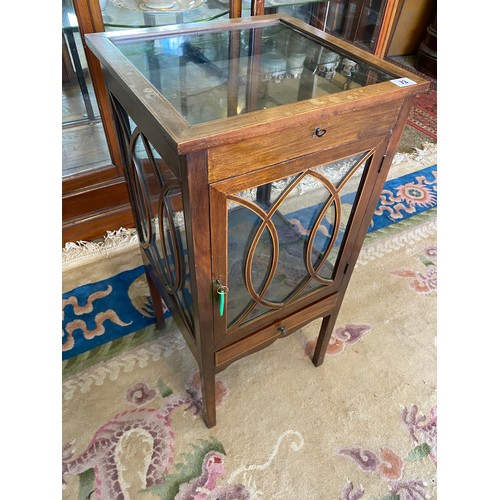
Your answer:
208,139 -> 387,351
62,0 -> 134,244
85,14 -> 429,426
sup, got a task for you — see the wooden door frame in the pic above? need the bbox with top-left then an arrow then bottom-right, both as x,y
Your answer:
373,0 -> 400,57
208,134 -> 388,350
62,0 -> 134,245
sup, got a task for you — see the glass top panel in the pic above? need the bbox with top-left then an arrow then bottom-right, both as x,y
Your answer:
113,22 -> 396,125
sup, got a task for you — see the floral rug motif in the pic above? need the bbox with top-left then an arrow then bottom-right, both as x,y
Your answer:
339,403 -> 436,499
371,165 -> 436,230
62,221 -> 437,499
390,246 -> 437,295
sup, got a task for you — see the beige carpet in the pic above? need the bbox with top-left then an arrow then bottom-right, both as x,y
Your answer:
62,140 -> 437,500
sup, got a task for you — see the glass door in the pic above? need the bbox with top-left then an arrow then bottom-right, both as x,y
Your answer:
324,0 -> 387,52
248,0 -> 390,54
62,0 -> 111,177
210,145 -> 384,348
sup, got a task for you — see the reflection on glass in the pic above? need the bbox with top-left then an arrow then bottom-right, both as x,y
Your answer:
130,131 -> 194,334
160,185 -> 194,334
226,151 -> 370,328
62,0 -> 111,177
322,0 -> 387,53
101,0 -> 230,30
113,22 -> 395,124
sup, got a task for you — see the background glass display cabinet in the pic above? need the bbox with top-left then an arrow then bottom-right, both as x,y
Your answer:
101,0 -> 231,29
246,0 -> 391,55
86,13 -> 429,427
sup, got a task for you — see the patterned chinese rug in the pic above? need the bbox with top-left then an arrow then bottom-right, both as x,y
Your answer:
406,90 -> 437,140
62,137 -> 437,499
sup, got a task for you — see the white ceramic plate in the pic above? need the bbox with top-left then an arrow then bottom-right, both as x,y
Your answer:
139,0 -> 203,11
140,2 -> 176,11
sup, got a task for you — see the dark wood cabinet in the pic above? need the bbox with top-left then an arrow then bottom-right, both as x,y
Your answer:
86,14 -> 428,427
415,16 -> 436,78
62,0 -> 132,244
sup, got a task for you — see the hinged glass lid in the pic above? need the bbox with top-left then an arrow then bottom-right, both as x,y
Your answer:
113,22 -> 396,125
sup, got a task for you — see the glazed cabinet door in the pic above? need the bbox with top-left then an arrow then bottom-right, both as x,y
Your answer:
210,137 -> 389,351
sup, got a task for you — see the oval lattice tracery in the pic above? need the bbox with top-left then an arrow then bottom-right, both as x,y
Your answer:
227,151 -> 374,329
158,183 -> 183,294
129,129 -> 153,248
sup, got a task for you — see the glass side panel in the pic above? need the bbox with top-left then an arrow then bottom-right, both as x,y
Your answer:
130,131 -> 194,334
159,185 -> 194,334
113,22 -> 395,124
226,151 -> 370,329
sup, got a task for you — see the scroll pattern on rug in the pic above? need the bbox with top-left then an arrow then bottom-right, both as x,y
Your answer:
62,267 -> 172,359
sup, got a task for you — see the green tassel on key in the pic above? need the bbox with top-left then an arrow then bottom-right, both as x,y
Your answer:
216,280 -> 228,317
219,289 -> 225,317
